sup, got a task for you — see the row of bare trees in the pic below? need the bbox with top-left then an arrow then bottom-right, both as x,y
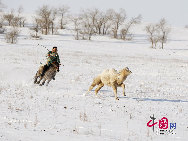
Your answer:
71,8 -> 142,40
32,6 -> 142,40
0,2 -> 23,43
145,18 -> 170,49
0,1 -> 171,47
3,7 -> 26,27
31,5 -> 69,37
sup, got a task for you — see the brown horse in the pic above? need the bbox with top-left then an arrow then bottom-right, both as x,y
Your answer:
34,62 -> 59,86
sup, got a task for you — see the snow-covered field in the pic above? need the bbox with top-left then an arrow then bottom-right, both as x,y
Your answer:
0,24 -> 188,141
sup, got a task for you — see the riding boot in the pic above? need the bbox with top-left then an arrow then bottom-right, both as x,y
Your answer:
41,64 -> 49,77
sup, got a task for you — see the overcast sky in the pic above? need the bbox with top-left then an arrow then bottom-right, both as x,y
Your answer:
2,0 -> 188,27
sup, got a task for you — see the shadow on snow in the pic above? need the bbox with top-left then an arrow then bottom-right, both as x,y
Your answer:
121,97 -> 188,103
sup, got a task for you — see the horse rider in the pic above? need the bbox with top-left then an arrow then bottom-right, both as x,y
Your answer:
41,46 -> 60,77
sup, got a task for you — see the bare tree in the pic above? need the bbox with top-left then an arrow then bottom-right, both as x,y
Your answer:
71,15 -> 82,40
101,10 -> 113,35
71,8 -> 114,39
109,9 -> 126,38
120,15 -> 142,40
0,14 -> 2,28
17,6 -> 26,27
5,28 -> 19,44
11,16 -> 20,27
3,10 -> 14,26
87,8 -> 101,34
78,10 -> 95,40
36,5 -> 52,35
30,17 -> 41,38
145,24 -> 159,48
157,18 -> 170,49
146,18 -> 170,49
80,8 -> 107,35
18,6 -> 23,16
0,17 -> 5,33
95,12 -> 104,34
0,1 -> 5,32
50,8 -> 57,35
91,9 -> 112,35
0,18 -> 2,28
20,17 -> 26,27
36,5 -> 59,35
58,5 -> 70,29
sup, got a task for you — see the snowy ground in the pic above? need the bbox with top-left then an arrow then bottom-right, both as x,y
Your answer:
0,24 -> 188,141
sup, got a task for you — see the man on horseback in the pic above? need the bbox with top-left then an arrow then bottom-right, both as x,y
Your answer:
41,46 -> 60,77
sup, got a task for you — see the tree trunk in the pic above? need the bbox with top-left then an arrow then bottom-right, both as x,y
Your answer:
102,24 -> 105,35
113,30 -> 117,38
51,22 -> 54,35
60,14 -> 64,29
60,19 -> 63,29
98,26 -> 101,35
45,27 -> 48,35
151,41 -> 154,48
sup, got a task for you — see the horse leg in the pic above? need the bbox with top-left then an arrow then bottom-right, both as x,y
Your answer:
46,79 -> 52,86
40,78 -> 46,86
34,70 -> 41,84
34,74 -> 38,84
52,74 -> 56,80
36,76 -> 43,84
